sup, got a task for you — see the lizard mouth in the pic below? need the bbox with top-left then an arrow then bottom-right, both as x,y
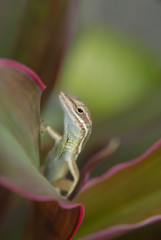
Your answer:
59,91 -> 72,112
59,91 -> 74,102
59,91 -> 69,104
59,91 -> 67,100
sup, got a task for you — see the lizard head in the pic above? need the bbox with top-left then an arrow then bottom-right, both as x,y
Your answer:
59,91 -> 92,138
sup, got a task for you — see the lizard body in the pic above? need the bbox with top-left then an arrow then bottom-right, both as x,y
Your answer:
42,91 -> 92,197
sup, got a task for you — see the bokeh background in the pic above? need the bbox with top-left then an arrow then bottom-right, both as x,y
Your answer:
0,0 -> 161,239
42,0 -> 161,177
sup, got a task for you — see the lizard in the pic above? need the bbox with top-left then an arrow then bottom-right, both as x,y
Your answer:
41,91 -> 92,198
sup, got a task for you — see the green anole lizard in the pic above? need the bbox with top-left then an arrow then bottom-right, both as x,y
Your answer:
41,92 -> 92,197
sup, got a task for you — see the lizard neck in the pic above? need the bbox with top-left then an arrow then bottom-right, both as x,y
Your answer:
63,114 -> 85,154
64,114 -> 82,137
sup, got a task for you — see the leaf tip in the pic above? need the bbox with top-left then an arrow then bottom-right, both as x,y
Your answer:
0,58 -> 46,90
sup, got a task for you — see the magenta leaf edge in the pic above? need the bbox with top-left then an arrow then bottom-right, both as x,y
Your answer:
79,215 -> 161,240
69,205 -> 85,240
0,176 -> 84,209
81,139 -> 161,193
0,58 -> 46,90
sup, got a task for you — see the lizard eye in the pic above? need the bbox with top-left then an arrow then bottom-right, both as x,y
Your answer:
77,108 -> 83,113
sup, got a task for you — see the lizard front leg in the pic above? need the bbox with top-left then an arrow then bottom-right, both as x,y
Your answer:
41,124 -> 61,141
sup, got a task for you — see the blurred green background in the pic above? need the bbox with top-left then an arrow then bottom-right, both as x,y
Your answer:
41,0 -> 161,177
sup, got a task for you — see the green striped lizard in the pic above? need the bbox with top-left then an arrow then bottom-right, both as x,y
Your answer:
41,92 -> 92,197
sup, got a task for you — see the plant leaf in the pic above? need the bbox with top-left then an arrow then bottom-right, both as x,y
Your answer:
0,59 -> 66,200
0,59 -> 84,239
30,201 -> 84,240
75,140 -> 161,239
116,218 -> 161,240
0,59 -> 55,198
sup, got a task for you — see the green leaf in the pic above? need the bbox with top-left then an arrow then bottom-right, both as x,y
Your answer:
75,140 -> 161,239
0,60 -> 84,240
0,60 -> 60,199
